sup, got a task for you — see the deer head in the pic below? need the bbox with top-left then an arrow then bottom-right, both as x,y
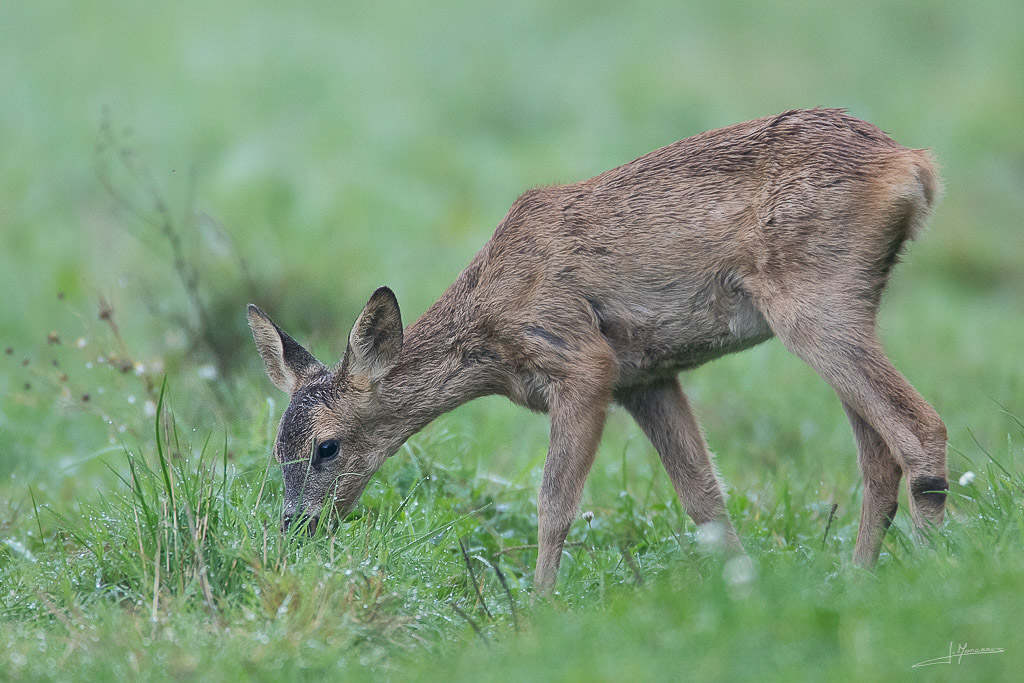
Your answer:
247,287 -> 405,530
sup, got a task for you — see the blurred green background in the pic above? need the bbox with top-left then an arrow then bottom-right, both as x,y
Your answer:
0,2 -> 1023,677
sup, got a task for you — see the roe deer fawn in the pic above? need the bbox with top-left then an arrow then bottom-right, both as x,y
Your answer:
248,108 -> 946,590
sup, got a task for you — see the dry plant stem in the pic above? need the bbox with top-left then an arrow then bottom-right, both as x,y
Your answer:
482,556 -> 518,630
449,602 -> 488,643
821,503 -> 839,551
97,296 -> 156,394
460,539 -> 493,618
620,547 -> 645,586
95,116 -> 239,382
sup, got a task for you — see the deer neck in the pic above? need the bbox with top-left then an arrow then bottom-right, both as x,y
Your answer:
377,291 -> 491,440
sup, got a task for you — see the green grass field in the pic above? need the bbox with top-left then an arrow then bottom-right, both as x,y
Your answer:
2,2 -> 1022,680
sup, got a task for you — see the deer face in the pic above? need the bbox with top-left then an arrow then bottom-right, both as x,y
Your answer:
247,288 -> 404,530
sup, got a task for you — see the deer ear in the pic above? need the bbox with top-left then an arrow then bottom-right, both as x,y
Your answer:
247,304 -> 324,394
344,287 -> 403,383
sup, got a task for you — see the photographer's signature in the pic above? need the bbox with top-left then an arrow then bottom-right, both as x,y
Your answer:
912,642 -> 1005,668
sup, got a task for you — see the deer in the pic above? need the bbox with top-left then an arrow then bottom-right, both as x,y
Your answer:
248,108 -> 947,591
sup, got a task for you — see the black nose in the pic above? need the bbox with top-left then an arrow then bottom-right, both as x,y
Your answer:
281,510 -> 304,531
281,511 -> 318,534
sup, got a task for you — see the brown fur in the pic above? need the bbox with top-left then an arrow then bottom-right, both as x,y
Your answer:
249,108 -> 946,590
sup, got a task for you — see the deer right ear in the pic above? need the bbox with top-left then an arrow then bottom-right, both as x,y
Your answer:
344,287 -> 404,384
247,304 -> 324,394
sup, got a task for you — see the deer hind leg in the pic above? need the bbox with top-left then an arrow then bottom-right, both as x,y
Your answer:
844,401 -> 903,566
620,378 -> 743,552
761,298 -> 947,559
535,368 -> 613,592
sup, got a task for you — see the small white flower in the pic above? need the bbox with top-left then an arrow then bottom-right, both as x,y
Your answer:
134,363 -> 145,376
127,395 -> 136,404
958,471 -> 976,486
144,400 -> 157,417
197,364 -> 218,380
582,510 -> 594,523
76,338 -> 88,349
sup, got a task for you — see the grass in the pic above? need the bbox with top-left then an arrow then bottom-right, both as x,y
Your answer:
2,1 -> 1023,680
4,392 -> 1023,679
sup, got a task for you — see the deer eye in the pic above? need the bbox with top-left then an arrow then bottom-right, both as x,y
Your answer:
316,439 -> 340,462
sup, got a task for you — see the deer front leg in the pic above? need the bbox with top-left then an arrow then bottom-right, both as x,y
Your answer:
535,377 -> 611,593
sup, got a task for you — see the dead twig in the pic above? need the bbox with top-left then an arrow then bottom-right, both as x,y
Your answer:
449,602 -> 488,644
479,555 -> 518,630
459,539 -> 492,619
620,547 -> 644,586
821,503 -> 839,551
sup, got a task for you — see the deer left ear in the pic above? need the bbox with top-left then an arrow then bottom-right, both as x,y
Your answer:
247,304 -> 324,394
344,287 -> 403,383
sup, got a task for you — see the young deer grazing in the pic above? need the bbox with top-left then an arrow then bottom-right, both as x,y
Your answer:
249,108 -> 946,591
